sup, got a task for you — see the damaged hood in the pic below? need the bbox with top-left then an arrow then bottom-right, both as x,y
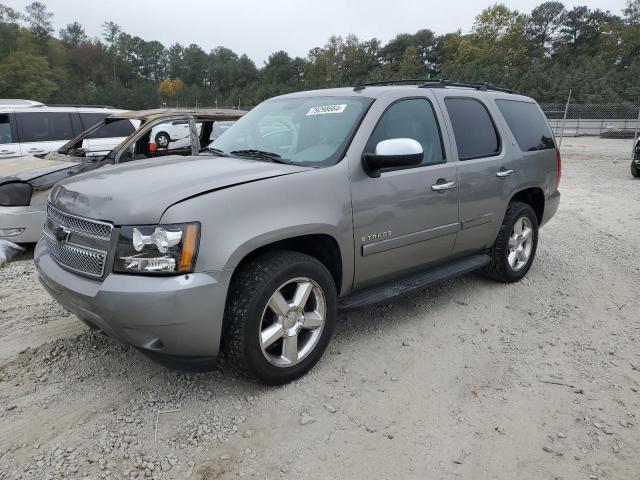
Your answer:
50,155 -> 312,224
0,155 -> 79,182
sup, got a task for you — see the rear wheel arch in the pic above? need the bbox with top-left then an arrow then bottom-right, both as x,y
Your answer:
509,187 -> 545,224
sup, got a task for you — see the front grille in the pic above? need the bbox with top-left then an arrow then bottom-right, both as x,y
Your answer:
45,204 -> 113,278
44,232 -> 106,278
47,204 -> 112,239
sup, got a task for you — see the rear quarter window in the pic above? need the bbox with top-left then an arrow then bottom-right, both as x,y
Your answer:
81,114 -> 135,139
444,98 -> 500,160
495,100 -> 555,151
16,112 -> 74,143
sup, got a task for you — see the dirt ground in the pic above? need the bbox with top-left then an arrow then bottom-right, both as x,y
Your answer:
1,137 -> 639,480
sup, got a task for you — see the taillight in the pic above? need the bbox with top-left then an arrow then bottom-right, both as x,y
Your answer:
555,148 -> 562,189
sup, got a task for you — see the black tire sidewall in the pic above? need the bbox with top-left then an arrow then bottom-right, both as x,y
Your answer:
241,258 -> 337,385
499,204 -> 539,282
632,163 -> 639,178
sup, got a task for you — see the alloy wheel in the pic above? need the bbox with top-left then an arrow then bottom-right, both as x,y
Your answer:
507,216 -> 534,271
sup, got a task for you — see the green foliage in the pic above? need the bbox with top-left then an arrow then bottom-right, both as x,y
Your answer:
0,2 -> 638,108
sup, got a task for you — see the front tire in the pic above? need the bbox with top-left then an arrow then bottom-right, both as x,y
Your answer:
484,202 -> 539,283
155,132 -> 170,149
222,251 -> 337,385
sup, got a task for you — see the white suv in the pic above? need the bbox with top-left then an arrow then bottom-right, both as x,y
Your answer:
0,102 -> 127,160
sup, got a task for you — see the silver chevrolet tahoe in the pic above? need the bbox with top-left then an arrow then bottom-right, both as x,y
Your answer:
35,81 -> 561,384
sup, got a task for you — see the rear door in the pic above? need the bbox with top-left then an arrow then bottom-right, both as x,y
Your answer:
15,111 -> 76,156
437,95 -> 515,254
0,113 -> 21,159
349,92 -> 459,289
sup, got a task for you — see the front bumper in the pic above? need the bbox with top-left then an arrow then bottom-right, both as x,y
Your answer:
0,206 -> 45,243
34,239 -> 232,357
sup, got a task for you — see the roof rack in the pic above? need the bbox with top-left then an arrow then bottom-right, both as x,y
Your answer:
353,79 -> 519,94
44,104 -> 117,109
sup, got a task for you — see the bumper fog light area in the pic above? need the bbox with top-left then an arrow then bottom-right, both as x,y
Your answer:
0,228 -> 25,237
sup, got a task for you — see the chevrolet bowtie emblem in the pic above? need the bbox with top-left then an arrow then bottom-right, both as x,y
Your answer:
54,225 -> 71,243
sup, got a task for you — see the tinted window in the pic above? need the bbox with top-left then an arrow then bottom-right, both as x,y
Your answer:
0,114 -> 13,144
366,98 -> 445,166
445,98 -> 500,160
496,100 -> 555,151
81,114 -> 135,139
16,112 -> 74,143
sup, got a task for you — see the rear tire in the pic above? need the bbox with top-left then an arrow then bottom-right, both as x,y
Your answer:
155,132 -> 170,149
632,163 -> 639,178
222,250 -> 337,385
483,202 -> 539,283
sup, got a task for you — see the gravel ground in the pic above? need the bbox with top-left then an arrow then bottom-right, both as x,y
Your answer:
0,137 -> 639,480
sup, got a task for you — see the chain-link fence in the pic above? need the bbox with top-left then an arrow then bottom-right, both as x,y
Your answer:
541,102 -> 640,138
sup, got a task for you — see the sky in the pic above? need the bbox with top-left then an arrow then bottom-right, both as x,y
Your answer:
8,0 -> 630,65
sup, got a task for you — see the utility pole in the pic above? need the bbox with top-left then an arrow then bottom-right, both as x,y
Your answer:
558,89 -> 571,150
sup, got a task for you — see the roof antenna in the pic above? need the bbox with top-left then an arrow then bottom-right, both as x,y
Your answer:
353,81 -> 365,92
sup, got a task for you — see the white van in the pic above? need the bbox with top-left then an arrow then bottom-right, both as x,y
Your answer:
0,102 -> 130,160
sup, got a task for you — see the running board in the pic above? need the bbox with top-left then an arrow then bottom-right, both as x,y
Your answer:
339,254 -> 490,310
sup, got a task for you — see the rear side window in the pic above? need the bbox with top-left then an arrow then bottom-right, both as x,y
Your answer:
496,100 -> 555,151
80,114 -> 135,139
0,114 -> 13,144
445,98 -> 500,160
366,98 -> 445,166
15,112 -> 74,143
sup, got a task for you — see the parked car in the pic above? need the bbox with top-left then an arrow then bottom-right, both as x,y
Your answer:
0,103 -> 125,160
632,137 -> 639,178
35,82 -> 560,384
0,109 -> 244,243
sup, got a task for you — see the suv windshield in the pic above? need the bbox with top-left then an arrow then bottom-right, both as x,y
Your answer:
208,96 -> 373,167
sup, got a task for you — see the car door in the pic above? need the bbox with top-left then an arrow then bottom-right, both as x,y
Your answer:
349,94 -> 459,289
436,94 -> 516,254
15,111 -> 76,156
0,113 -> 21,159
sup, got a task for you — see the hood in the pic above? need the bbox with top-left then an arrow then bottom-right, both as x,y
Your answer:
0,155 -> 79,182
50,155 -> 312,224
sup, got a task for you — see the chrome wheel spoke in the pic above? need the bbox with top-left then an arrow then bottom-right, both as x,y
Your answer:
260,322 -> 284,349
516,249 -> 528,262
521,227 -> 532,242
508,250 -> 517,267
292,281 -> 313,309
303,311 -> 323,329
282,335 -> 298,364
268,291 -> 289,317
513,218 -> 523,235
508,235 -> 519,247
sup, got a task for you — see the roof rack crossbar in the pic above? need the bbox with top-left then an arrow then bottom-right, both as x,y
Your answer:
352,79 -> 518,94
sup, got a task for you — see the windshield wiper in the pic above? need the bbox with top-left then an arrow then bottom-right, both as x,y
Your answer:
230,149 -> 291,164
203,147 -> 229,157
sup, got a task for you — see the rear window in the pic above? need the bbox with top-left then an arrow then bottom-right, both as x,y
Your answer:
81,114 -> 135,139
496,100 -> 555,151
15,112 -> 74,143
444,98 -> 500,160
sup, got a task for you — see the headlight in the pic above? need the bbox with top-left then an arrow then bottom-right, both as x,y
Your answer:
114,223 -> 200,275
0,182 -> 33,206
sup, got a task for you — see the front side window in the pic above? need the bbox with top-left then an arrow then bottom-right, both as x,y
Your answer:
365,98 -> 445,166
15,112 -> 74,143
445,98 -> 500,160
495,100 -> 555,152
81,114 -> 135,139
119,119 -> 192,163
209,96 -> 373,167
0,114 -> 13,144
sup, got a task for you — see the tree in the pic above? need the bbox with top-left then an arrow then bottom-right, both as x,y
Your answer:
101,21 -> 121,48
624,0 -> 640,25
24,1 -> 53,44
60,22 -> 88,46
398,46 -> 423,78
0,3 -> 21,23
0,52 -> 57,100
158,78 -> 184,103
527,1 -> 565,55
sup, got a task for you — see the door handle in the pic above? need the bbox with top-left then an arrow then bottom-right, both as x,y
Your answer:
496,169 -> 515,178
431,180 -> 457,192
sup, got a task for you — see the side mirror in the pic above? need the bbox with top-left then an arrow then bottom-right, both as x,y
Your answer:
362,138 -> 423,178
